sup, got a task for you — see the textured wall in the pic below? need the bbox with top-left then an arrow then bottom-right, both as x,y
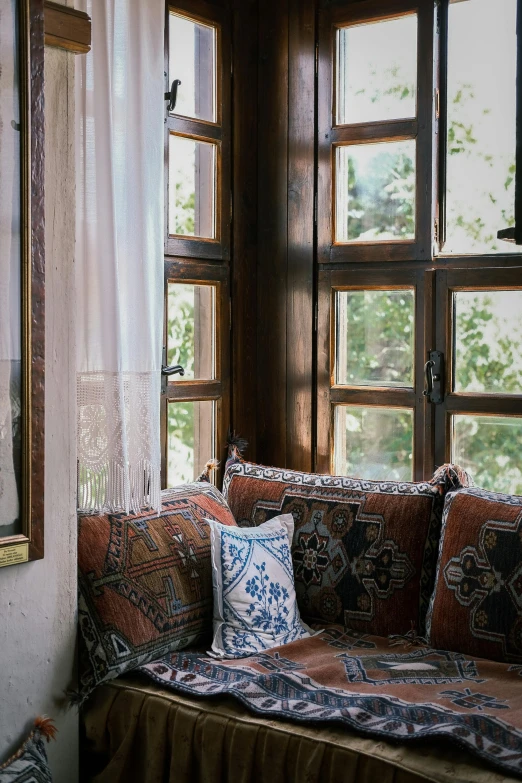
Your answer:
0,46 -> 78,782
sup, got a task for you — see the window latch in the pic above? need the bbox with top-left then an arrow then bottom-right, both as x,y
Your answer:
165,79 -> 181,113
162,364 -> 185,377
423,350 -> 444,404
161,361 -> 185,395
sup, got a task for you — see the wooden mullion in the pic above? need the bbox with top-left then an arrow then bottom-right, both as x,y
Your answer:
444,395 -> 522,416
331,119 -> 417,143
165,380 -> 222,401
330,388 -> 416,407
329,0 -> 420,27
167,118 -> 222,141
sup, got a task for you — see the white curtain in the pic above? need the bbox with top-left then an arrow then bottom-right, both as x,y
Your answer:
76,0 -> 164,514
0,0 -> 21,527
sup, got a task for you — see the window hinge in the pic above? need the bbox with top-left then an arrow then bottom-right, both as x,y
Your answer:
315,42 -> 319,76
435,88 -> 440,120
434,217 -> 439,244
314,192 -> 318,225
314,301 -> 318,332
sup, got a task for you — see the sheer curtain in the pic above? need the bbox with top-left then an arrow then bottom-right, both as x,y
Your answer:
76,0 -> 164,514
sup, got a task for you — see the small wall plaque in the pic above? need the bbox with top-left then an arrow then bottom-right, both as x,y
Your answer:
0,543 -> 29,569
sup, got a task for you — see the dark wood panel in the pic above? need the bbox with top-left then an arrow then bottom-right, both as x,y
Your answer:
256,0 -> 289,467
231,0 -> 258,456
44,1 -> 91,54
286,0 -> 315,471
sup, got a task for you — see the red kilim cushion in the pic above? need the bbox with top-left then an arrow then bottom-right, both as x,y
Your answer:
222,449 -> 470,638
427,486 -> 522,664
78,483 -> 236,699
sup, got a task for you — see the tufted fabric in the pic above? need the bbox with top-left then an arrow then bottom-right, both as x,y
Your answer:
78,483 -> 236,700
427,487 -> 522,664
222,454 -> 469,637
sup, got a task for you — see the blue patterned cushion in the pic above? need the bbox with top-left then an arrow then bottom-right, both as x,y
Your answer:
208,515 -> 311,657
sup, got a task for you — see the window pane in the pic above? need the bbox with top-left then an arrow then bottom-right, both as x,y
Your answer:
168,400 -> 215,485
336,15 -> 417,125
452,415 -> 522,495
335,141 -> 416,243
454,291 -> 522,394
169,12 -> 216,123
445,0 -> 518,255
169,135 -> 216,239
336,290 -> 414,387
334,406 -> 413,481
167,283 -> 215,381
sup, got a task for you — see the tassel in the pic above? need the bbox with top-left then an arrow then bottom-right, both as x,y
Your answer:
226,429 -> 248,461
429,463 -> 474,494
388,622 -> 428,649
196,459 -> 220,482
34,717 -> 58,743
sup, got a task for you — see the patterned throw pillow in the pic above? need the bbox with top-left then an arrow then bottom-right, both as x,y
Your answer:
208,514 -> 311,657
78,483 -> 237,699
223,449 -> 470,637
426,487 -> 522,663
0,718 -> 55,783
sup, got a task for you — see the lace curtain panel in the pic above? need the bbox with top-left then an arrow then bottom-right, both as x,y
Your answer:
76,0 -> 164,514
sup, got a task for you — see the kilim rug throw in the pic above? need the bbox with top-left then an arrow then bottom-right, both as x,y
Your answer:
139,626 -> 522,778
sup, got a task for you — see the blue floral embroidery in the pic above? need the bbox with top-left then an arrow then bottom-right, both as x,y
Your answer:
210,517 -> 310,657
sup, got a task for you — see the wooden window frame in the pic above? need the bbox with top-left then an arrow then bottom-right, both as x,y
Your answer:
162,0 -> 231,489
161,261 -> 230,488
434,266 -> 522,467
317,266 -> 433,481
165,0 -> 231,261
317,0 -> 436,264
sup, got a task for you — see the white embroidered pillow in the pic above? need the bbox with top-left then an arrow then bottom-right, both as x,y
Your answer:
207,514 -> 311,658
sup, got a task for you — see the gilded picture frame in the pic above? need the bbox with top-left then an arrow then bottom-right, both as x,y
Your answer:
0,0 -> 45,567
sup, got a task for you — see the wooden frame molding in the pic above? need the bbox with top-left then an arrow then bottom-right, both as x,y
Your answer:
44,1 -> 91,54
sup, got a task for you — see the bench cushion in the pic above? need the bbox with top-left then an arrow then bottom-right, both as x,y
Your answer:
427,486 -> 522,664
222,453 -> 467,637
78,483 -> 236,698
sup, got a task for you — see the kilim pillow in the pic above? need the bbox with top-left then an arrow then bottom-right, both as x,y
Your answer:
426,486 -> 522,664
208,514 -> 312,658
222,447 -> 471,638
78,482 -> 237,700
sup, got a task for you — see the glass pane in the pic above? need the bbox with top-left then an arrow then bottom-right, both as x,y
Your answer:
445,0 -> 518,255
168,400 -> 215,485
169,12 -> 216,123
335,141 -> 416,243
452,415 -> 522,494
334,406 -> 413,481
167,283 -> 216,381
336,290 -> 414,387
336,15 -> 417,125
169,134 -> 216,238
0,0 -> 22,534
454,291 -> 522,394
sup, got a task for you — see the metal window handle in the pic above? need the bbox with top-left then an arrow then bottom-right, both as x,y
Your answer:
423,350 -> 444,404
162,364 -> 185,377
165,79 -> 181,112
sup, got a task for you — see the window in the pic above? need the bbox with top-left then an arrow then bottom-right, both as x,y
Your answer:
317,0 -> 522,489
163,1 -> 231,487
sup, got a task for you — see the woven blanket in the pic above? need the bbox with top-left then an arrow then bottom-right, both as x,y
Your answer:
139,626 -> 522,778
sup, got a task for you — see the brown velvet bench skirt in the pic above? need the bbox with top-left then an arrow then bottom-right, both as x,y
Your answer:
81,677 -> 517,783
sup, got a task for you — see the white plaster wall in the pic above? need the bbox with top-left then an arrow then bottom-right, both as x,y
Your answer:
0,46 -> 78,783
